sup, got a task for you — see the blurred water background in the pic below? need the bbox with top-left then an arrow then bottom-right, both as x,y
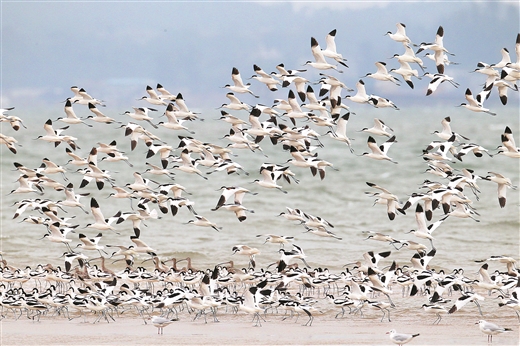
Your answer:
0,103 -> 518,275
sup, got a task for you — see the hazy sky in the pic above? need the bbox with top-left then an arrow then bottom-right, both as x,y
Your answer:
1,1 -> 519,114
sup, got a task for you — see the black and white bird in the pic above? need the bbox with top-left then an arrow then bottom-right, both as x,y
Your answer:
85,198 -> 119,234
139,85 -> 169,106
186,215 -> 222,232
56,99 -> 92,127
304,37 -> 343,73
76,233 -> 107,256
232,245 -> 260,268
432,116 -> 469,141
345,80 -> 370,104
328,112 -> 354,153
365,182 -> 404,220
407,204 -> 448,248
385,23 -> 412,45
389,60 -> 420,89
483,171 -> 517,208
496,126 -> 520,158
364,61 -> 400,85
320,29 -> 348,68
70,87 -> 105,107
250,64 -> 281,91
224,67 -> 259,98
256,234 -> 294,248
86,103 -> 121,124
459,87 -> 496,116
219,92 -> 250,111
359,118 -> 394,138
424,72 -> 459,95
122,107 -> 158,128
361,136 -> 398,164
415,26 -> 455,74
212,186 -> 257,211
391,44 -> 426,71
278,244 -> 311,269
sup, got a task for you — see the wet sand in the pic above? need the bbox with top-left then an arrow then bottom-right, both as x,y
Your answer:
1,302 -> 518,345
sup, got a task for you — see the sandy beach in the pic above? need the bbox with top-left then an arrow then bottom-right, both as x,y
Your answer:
1,297 -> 518,345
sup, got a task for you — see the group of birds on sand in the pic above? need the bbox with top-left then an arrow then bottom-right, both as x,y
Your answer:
0,24 -> 518,343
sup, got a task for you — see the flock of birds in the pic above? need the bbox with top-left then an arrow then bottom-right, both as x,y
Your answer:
0,24 -> 519,343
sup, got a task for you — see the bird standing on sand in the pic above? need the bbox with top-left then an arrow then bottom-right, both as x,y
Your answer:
476,320 -> 512,344
386,329 -> 420,345
149,315 -> 178,334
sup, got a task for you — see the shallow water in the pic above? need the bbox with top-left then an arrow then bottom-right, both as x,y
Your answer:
0,105 -> 518,276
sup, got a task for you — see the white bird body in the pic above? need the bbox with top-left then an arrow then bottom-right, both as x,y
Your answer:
36,119 -> 78,150
385,23 -> 411,44
416,26 -> 454,74
368,95 -> 399,110
484,171 -> 517,208
424,72 -> 459,95
86,198 -> 118,232
497,126 -> 520,158
220,93 -> 250,111
392,44 -> 425,70
232,245 -> 259,268
71,87 -> 104,106
86,103 -> 120,124
251,64 -> 281,91
57,99 -> 92,126
283,90 -> 310,125
476,320 -> 512,343
386,329 -> 419,346
305,37 -> 343,73
256,234 -> 294,247
361,135 -> 398,163
140,85 -> 169,106
492,47 -> 512,68
360,118 -> 393,137
320,29 -> 348,67
149,315 -> 178,334
473,62 -> 500,77
224,67 -> 259,98
253,167 -> 288,193
212,186 -> 257,211
0,133 -> 19,153
158,103 -> 194,133
390,60 -> 420,89
329,112 -> 353,152
172,93 -> 200,121
123,107 -> 158,128
156,83 -> 177,101
365,61 -> 400,84
459,87 -> 496,116
408,204 -> 447,246
304,225 -> 342,240
130,236 -> 156,254
77,232 -> 105,253
43,222 -> 75,250
187,215 -> 222,232
345,80 -> 370,104
238,285 -> 264,326
278,206 -> 306,223
57,183 -> 89,213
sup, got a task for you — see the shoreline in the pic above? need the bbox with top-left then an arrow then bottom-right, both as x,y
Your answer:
1,300 -> 518,345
